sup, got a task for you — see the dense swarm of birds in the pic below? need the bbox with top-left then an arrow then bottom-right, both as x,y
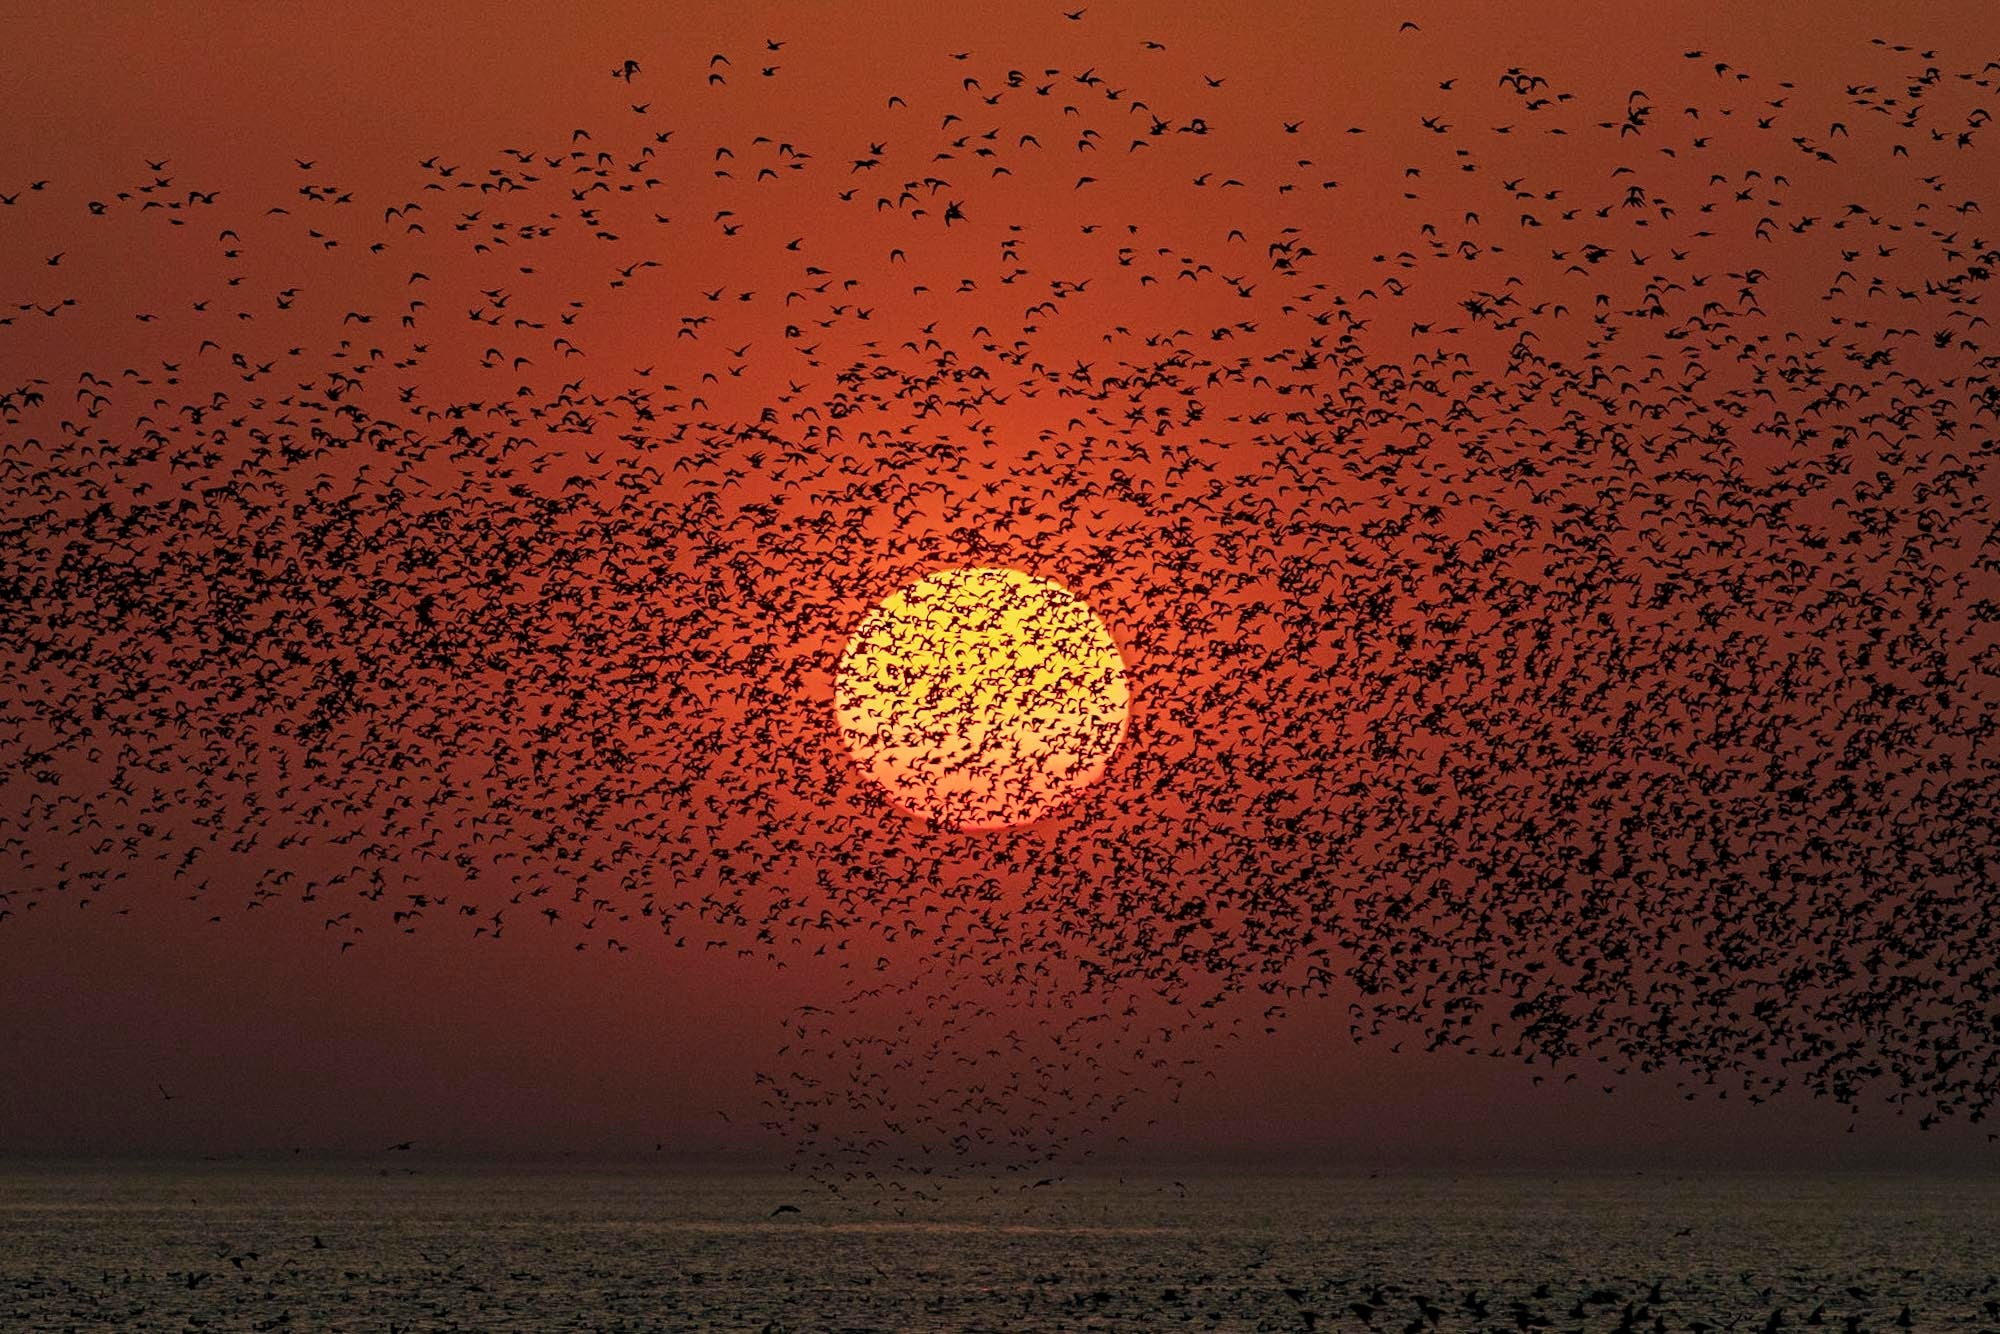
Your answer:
834,565 -> 1130,831
3,8 -> 1999,1192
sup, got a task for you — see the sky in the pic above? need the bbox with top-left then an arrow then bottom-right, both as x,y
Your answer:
2,1 -> 1998,1177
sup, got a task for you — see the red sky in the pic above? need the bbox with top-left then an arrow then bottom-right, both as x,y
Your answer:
3,1 -> 1998,1174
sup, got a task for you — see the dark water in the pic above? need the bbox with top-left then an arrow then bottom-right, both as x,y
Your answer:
3,1163 -> 1997,1330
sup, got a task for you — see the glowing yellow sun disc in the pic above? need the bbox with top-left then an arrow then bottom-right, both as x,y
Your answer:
834,567 -> 1129,830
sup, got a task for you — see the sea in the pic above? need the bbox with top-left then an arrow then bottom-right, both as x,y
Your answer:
2,1163 -> 1997,1331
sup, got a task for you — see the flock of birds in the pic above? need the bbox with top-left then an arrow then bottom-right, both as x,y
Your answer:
2,7 -> 1999,1192
833,564 -> 1131,831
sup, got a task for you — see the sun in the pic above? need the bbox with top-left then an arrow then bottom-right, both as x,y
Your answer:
835,567 -> 1130,831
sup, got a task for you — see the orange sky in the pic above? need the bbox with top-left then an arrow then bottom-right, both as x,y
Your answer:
3,1 -> 1998,1173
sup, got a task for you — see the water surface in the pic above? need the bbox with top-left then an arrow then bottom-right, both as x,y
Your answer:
3,1163 -> 1996,1330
